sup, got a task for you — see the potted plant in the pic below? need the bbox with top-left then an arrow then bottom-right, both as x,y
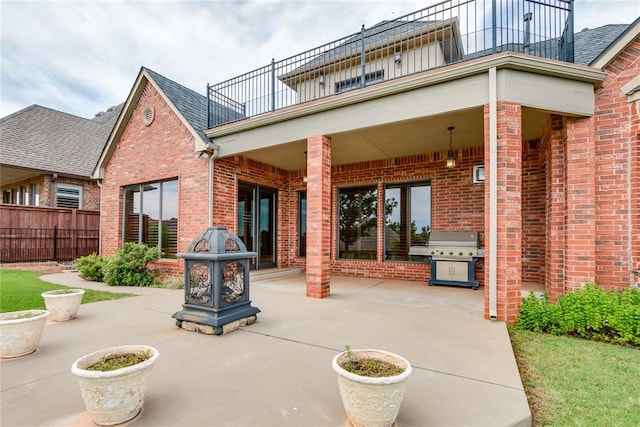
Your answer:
71,344 -> 160,426
41,288 -> 85,321
332,346 -> 412,427
0,309 -> 50,358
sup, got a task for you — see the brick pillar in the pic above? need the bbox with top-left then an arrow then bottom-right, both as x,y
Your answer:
484,102 -> 523,324
564,116 -> 596,290
545,115 -> 565,302
306,135 -> 331,298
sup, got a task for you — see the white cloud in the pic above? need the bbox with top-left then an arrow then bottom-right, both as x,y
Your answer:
0,0 -> 637,119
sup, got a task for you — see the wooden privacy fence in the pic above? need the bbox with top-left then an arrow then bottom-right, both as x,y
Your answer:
0,205 -> 100,263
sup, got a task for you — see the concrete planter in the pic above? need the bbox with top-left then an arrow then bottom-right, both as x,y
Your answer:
41,289 -> 85,321
71,345 -> 160,426
0,309 -> 49,358
332,349 -> 412,427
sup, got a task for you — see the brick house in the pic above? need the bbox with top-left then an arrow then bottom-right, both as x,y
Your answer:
1,104 -> 122,210
94,2 -> 639,324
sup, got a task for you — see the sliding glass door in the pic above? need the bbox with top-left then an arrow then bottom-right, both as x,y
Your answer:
238,183 -> 277,269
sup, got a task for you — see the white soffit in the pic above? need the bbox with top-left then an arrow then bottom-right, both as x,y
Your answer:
497,69 -> 596,116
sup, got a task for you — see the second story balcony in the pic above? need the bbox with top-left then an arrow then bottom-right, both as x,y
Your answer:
207,0 -> 574,129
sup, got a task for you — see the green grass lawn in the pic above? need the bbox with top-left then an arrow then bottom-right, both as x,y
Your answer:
510,328 -> 640,426
0,269 -> 132,313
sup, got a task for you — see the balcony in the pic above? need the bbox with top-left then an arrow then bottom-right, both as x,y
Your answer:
208,0 -> 574,128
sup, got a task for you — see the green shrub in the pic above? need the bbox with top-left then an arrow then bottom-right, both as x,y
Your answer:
76,253 -> 106,282
515,284 -> 640,346
103,243 -> 160,287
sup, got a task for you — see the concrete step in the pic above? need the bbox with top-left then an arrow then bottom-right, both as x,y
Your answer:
250,267 -> 302,282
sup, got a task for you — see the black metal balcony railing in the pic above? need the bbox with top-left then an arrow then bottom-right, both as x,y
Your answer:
208,0 -> 573,128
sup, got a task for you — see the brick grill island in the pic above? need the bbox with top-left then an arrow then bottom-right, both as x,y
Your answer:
172,226 -> 260,335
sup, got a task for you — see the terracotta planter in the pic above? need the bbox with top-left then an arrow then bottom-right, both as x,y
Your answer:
332,349 -> 412,427
71,345 -> 160,426
0,309 -> 49,358
41,289 -> 85,321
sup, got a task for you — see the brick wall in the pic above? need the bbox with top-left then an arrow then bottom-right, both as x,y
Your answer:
330,146 -> 485,282
541,115 -> 566,302
592,37 -> 640,289
100,82 -> 210,274
0,175 -> 99,210
522,140 -> 545,284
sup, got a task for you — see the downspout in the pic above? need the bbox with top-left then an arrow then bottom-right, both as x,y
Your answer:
207,144 -> 220,227
489,67 -> 498,319
97,178 -> 103,255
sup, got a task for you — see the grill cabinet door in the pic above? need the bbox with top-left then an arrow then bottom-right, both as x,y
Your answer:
434,261 -> 469,282
450,262 -> 469,282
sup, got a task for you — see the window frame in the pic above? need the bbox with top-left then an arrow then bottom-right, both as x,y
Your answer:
337,184 -> 378,260
298,191 -> 307,258
335,70 -> 385,94
383,180 -> 432,262
56,183 -> 83,209
122,178 -> 179,259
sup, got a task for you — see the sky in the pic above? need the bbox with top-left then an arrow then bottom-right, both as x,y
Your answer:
1,0 -> 638,119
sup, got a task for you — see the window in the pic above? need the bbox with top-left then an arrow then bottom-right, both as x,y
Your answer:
338,186 -> 377,260
335,70 -> 384,93
29,184 -> 39,205
2,190 -> 10,204
20,186 -> 27,205
56,183 -> 83,209
298,191 -> 307,257
123,179 -> 178,258
384,181 -> 431,261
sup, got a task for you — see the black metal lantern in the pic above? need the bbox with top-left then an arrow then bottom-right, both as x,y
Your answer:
172,226 -> 260,335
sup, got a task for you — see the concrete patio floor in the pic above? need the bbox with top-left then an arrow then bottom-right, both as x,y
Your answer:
1,271 -> 531,426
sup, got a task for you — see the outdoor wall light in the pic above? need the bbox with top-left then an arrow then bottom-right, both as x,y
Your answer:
394,52 -> 402,67
196,142 -> 220,159
446,126 -> 456,168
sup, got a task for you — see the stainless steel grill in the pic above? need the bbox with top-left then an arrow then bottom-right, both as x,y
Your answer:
410,231 -> 483,290
411,231 -> 481,260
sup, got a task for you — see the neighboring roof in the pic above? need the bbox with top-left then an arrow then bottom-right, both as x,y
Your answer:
279,18 -> 463,85
574,23 -> 632,65
0,103 -> 123,181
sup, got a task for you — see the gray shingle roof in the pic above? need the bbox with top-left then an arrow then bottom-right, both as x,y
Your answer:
0,103 -> 123,178
144,67 -> 244,134
574,24 -> 631,65
144,68 -> 210,144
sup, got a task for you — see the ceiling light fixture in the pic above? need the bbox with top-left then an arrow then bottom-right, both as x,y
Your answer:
446,126 -> 456,169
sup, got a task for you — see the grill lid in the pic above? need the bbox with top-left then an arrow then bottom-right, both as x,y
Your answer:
427,231 -> 479,247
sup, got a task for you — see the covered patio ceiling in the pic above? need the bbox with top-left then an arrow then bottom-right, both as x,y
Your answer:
240,106 -> 550,172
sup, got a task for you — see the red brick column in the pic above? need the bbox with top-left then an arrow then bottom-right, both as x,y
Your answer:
564,116 -> 596,290
306,135 -> 331,298
484,102 -> 523,324
545,115 -> 565,302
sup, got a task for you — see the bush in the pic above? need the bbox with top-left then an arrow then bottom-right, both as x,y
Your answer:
515,284 -> 640,346
103,243 -> 160,287
76,253 -> 106,282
